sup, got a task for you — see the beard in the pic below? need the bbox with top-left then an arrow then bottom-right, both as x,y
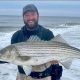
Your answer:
24,20 -> 38,30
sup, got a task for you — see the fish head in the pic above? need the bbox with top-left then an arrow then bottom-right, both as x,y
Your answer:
0,45 -> 16,62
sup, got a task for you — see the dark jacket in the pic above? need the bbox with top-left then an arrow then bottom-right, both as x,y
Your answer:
11,25 -> 54,44
11,25 -> 62,80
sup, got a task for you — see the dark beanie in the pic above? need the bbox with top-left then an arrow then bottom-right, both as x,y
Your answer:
23,4 -> 39,15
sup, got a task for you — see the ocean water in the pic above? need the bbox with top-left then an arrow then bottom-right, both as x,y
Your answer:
0,15 -> 80,80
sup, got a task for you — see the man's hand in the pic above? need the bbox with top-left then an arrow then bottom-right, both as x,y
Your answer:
49,60 -> 59,64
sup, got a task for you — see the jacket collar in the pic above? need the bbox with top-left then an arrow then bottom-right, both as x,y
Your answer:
21,25 -> 40,36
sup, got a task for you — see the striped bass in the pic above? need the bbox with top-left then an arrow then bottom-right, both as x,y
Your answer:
0,34 -> 80,69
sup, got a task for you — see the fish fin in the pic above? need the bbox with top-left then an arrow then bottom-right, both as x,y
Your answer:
23,65 -> 32,76
60,59 -> 72,69
51,34 -> 68,44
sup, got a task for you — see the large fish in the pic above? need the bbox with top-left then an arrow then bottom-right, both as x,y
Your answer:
0,34 -> 80,69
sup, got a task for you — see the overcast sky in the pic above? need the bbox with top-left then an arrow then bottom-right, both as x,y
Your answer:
0,1 -> 80,17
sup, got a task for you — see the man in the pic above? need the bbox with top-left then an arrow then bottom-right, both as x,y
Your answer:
11,4 -> 62,80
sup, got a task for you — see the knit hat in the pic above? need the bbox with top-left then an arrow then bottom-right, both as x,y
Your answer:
23,4 -> 39,15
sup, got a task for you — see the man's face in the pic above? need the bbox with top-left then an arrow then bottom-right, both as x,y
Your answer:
23,11 -> 39,30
